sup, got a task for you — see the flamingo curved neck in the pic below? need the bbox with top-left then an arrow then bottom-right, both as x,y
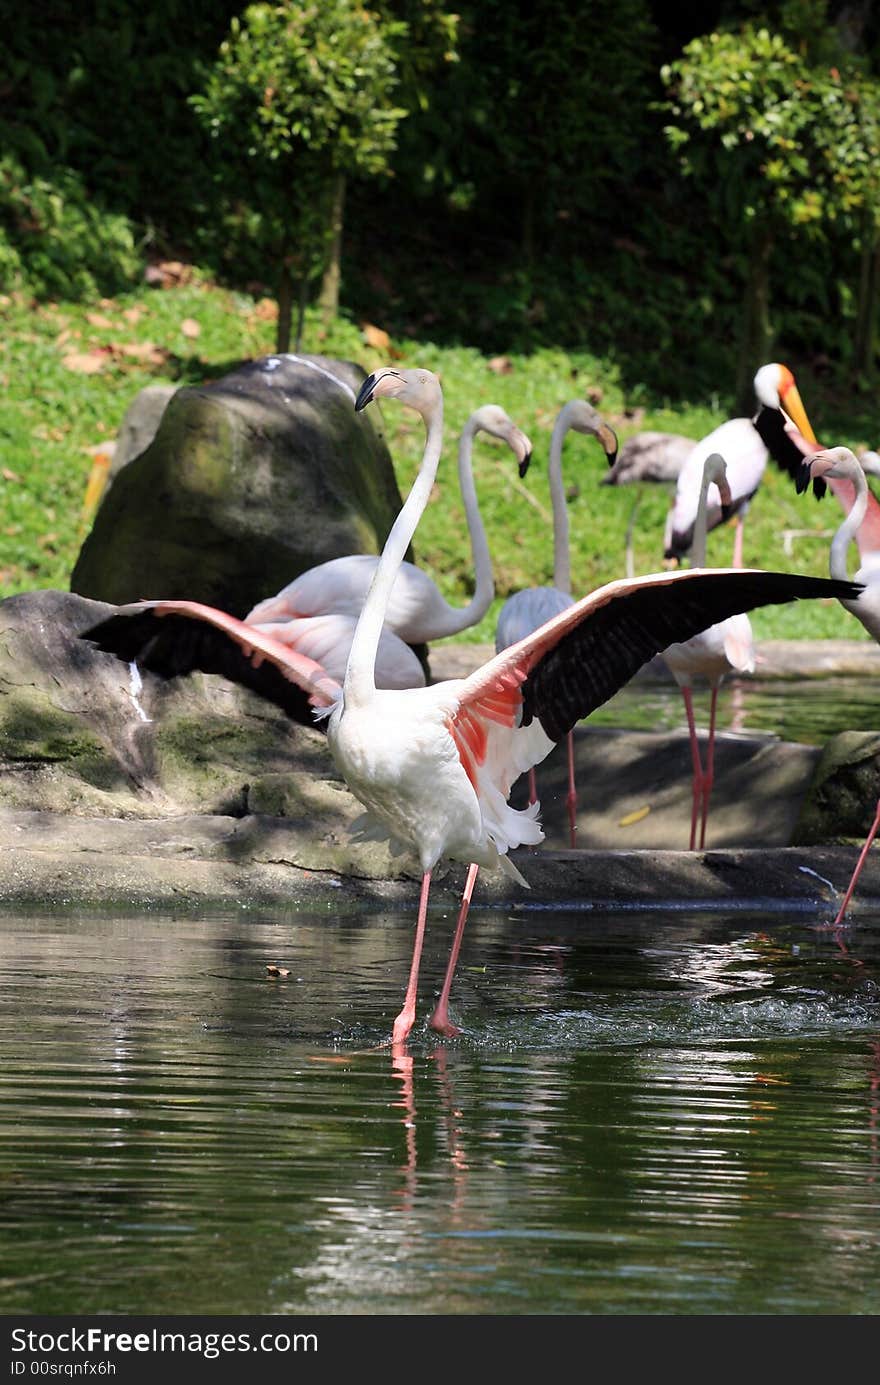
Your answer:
445,416 -> 494,632
829,468 -> 868,581
691,467 -> 716,567
344,398 -> 444,704
549,404 -> 577,595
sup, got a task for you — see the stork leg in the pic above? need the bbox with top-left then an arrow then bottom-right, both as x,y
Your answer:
392,870 -> 432,1047
732,516 -> 745,569
429,862 -> 480,1038
680,686 -> 704,852
528,768 -> 538,805
566,730 -> 578,849
833,797 -> 880,926
699,684 -> 720,850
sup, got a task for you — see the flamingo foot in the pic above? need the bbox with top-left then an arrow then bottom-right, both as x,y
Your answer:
392,1007 -> 416,1046
428,1003 -> 462,1039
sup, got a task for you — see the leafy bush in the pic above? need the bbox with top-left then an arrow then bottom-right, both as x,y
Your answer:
0,157 -> 140,299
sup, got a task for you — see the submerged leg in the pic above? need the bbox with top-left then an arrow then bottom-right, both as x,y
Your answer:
681,685 -> 704,852
699,684 -> 720,851
392,870 -> 432,1047
429,862 -> 480,1038
833,797 -> 880,926
566,730 -> 578,849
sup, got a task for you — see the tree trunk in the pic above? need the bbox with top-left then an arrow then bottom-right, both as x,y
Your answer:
294,275 -> 309,353
734,224 -> 773,415
318,172 -> 346,326
276,258 -> 294,354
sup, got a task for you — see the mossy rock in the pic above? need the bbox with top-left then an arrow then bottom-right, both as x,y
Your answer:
794,730 -> 880,844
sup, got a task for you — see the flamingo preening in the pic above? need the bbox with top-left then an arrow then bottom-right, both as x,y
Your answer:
797,447 -> 880,924
495,398 -> 618,847
662,454 -> 756,851
83,369 -> 861,1044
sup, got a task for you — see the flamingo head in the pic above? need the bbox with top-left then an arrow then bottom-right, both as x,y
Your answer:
796,446 -> 862,495
469,404 -> 533,478
701,452 -> 734,515
354,366 -> 442,416
754,362 -> 818,444
560,399 -> 619,467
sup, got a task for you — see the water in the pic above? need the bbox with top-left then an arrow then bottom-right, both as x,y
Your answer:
1,905 -> 878,1316
591,674 -> 878,747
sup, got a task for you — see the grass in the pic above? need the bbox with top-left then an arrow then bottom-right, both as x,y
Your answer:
0,271 -> 873,644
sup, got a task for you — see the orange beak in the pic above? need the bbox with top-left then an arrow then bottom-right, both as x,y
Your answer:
779,375 -> 818,445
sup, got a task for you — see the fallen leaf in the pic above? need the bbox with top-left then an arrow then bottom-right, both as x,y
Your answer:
2,467 -> 21,483
619,805 -> 651,827
266,964 -> 291,978
362,322 -> 391,350
180,317 -> 200,339
110,340 -> 168,366
488,355 -> 513,374
86,312 -> 114,329
123,307 -> 144,324
62,350 -> 109,374
253,298 -> 278,321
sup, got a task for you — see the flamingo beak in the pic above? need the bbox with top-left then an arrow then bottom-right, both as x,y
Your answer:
598,423 -> 619,467
355,373 -> 380,412
779,379 -> 818,445
518,448 -> 532,480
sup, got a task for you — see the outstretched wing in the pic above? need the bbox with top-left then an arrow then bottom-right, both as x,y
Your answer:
457,568 -> 862,743
81,599 -> 341,724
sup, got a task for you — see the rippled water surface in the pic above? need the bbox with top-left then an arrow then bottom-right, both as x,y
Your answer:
1,905 -> 879,1315
591,674 -> 878,746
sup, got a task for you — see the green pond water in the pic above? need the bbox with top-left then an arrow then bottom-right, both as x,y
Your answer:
0,904 -> 878,1316
592,673 -> 878,747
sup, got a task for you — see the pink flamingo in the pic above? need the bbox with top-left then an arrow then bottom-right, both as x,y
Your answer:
797,447 -> 880,923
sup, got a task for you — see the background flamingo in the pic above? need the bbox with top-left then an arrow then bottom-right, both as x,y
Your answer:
494,398 -> 619,847
797,447 -> 880,923
244,403 -> 532,645
83,369 -> 861,1045
662,454 -> 756,851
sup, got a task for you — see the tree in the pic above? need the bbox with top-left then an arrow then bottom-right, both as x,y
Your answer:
661,10 -> 880,401
191,1 -> 407,351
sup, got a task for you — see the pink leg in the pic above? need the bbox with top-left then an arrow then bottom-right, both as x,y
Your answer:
392,870 -> 432,1047
528,768 -> 537,805
681,686 -> 704,852
429,862 -> 480,1037
566,730 -> 578,848
699,684 -> 719,851
732,516 -> 745,569
833,797 -> 880,926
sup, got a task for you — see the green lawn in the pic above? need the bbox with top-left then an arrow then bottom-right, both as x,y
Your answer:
0,273 -> 872,643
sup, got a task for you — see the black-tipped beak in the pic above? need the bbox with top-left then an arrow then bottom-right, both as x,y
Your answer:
603,425 -> 619,469
355,373 -> 378,413
518,449 -> 532,480
795,460 -> 813,496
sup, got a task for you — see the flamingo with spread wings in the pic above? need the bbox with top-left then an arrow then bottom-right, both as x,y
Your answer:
83,369 -> 861,1045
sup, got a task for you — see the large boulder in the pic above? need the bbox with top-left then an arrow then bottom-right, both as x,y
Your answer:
794,730 -> 880,844
70,354 -> 404,616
